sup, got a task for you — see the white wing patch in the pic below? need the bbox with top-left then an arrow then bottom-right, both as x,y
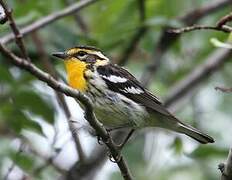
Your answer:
122,86 -> 144,94
102,75 -> 127,83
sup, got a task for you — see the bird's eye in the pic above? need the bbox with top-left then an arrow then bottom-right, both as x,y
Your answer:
77,51 -> 87,57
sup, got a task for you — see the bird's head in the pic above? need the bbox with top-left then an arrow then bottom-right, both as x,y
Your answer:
52,46 -> 110,67
52,46 -> 109,91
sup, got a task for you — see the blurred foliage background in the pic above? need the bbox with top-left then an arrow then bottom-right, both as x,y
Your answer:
0,0 -> 232,180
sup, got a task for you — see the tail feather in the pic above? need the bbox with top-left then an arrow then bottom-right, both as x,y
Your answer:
177,123 -> 214,144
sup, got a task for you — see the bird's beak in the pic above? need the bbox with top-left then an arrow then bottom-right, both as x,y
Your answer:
52,52 -> 68,60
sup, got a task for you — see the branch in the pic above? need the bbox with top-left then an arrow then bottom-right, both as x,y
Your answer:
168,4 -> 232,34
164,48 -> 232,108
0,43 -> 133,180
215,86 -> 232,93
0,0 -> 29,60
140,0 -> 232,87
31,32 -> 86,163
66,130 -> 130,180
219,148 -> 232,180
2,0 -> 86,173
168,25 -> 232,34
217,12 -> 232,28
117,0 -> 147,65
31,33 -> 86,163
0,0 -> 99,45
168,12 -> 232,34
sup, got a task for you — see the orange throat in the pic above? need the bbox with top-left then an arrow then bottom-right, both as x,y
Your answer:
64,60 -> 87,92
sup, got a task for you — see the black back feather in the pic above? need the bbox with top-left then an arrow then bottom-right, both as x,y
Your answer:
97,64 -> 171,116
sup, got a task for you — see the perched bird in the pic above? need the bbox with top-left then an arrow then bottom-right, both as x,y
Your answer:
53,46 -> 214,145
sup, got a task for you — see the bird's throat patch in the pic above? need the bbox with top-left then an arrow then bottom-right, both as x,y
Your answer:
64,60 -> 87,92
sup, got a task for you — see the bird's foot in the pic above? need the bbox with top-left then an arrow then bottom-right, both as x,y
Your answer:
97,136 -> 104,145
107,152 -> 122,163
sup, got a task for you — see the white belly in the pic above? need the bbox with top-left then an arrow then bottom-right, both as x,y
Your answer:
87,90 -> 148,128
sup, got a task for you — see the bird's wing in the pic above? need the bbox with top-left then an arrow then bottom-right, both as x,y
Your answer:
97,64 -> 171,116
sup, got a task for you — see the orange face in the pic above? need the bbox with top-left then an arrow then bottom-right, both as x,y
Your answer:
64,58 -> 87,92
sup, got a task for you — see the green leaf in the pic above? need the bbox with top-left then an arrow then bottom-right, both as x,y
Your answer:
190,146 -> 228,159
170,137 -> 183,154
0,66 -> 13,82
228,32 -> 232,43
1,104 -> 43,135
210,38 -> 232,49
14,90 -> 55,124
19,112 -> 44,135
9,150 -> 35,172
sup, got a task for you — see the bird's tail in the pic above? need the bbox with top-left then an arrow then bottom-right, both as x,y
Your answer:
176,122 -> 214,144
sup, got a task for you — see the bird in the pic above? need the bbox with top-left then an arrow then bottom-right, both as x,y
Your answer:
52,45 -> 214,145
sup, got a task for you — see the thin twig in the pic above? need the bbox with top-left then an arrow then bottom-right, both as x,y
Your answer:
0,42 -> 133,180
4,142 -> 25,180
117,0 -> 147,65
66,130 -> 131,180
31,32 -> 86,163
4,162 -> 15,180
215,86 -> 232,93
0,0 -> 29,60
219,148 -> 232,180
168,12 -> 232,34
0,0 -> 99,45
217,12 -> 232,27
168,24 -> 232,34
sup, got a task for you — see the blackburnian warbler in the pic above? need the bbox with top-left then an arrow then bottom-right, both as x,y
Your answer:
53,46 -> 214,144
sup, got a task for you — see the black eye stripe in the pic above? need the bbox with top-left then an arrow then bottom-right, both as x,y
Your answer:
73,52 -> 105,61
76,51 -> 87,57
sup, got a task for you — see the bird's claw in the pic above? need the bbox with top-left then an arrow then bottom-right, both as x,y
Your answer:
107,152 -> 122,163
97,136 -> 104,145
